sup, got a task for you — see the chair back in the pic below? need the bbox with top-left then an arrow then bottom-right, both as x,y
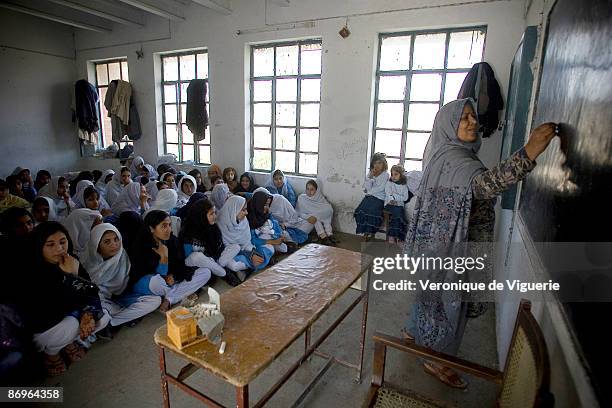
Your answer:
498,300 -> 554,408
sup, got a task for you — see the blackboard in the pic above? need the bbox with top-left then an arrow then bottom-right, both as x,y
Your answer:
519,0 -> 612,404
500,26 -> 537,210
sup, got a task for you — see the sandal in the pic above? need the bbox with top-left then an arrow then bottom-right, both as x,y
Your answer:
400,328 -> 415,342
423,361 -> 468,389
43,353 -> 66,376
62,342 -> 86,364
181,293 -> 199,307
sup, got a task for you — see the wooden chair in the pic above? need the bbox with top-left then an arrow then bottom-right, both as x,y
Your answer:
364,299 -> 555,408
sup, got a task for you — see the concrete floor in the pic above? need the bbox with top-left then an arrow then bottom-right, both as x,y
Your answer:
36,232 -> 499,408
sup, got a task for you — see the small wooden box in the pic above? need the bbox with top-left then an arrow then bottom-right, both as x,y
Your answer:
167,307 -> 197,349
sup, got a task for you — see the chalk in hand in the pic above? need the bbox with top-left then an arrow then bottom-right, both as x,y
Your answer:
219,341 -> 226,354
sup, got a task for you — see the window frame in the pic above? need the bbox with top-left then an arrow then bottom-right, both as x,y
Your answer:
372,26 -> 487,170
249,38 -> 322,176
94,58 -> 129,148
160,49 -> 210,165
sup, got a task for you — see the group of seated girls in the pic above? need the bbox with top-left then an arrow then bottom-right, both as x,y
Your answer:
0,158 -> 336,380
354,153 -> 415,244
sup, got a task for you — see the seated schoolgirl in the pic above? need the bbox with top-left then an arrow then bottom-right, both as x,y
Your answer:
175,192 -> 206,220
248,190 -> 287,253
353,152 -> 389,240
206,164 -> 223,191
0,178 -> 29,214
129,156 -> 158,180
128,210 -> 211,312
74,181 -> 112,217
234,172 -> 258,196
266,190 -> 311,244
216,195 -> 273,277
145,180 -> 166,202
94,169 -> 114,198
176,175 -> 197,208
211,183 -> 231,210
37,176 -> 75,220
62,208 -> 103,260
105,167 -> 132,206
145,188 -> 178,216
180,199 -> 243,286
110,183 -> 150,216
6,175 -> 29,203
160,172 -> 177,191
0,208 -> 35,299
83,223 -> 160,328
382,164 -> 411,244
188,169 -> 207,193
222,167 -> 239,193
34,170 -> 52,192
32,197 -> 57,225
25,222 -> 110,376
296,179 -> 337,245
11,167 -> 37,202
265,169 -> 297,207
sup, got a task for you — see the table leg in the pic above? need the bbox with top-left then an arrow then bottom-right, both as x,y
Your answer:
305,325 -> 311,353
236,385 -> 249,408
159,347 -> 170,408
356,267 -> 372,384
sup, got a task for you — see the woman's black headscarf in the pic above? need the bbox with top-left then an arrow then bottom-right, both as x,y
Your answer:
179,198 -> 224,260
25,222 -> 102,334
246,191 -> 272,229
235,172 -> 258,194
175,192 -> 207,220
128,210 -> 191,289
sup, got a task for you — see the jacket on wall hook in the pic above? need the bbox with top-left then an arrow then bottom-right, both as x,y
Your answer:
457,62 -> 504,138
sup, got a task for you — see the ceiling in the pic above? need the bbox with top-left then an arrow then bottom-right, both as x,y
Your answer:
0,0 -> 232,33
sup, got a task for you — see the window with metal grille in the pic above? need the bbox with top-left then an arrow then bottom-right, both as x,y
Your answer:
95,59 -> 129,148
161,50 -> 210,164
249,40 -> 322,176
372,27 -> 486,171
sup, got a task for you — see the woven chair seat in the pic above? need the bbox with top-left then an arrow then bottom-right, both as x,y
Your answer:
373,386 -> 452,408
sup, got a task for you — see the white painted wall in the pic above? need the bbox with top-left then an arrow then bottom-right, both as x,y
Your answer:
0,10 -> 79,178
74,0 -> 526,232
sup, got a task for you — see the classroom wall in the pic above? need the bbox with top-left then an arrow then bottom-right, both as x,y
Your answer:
74,0 -> 526,233
0,10 -> 79,178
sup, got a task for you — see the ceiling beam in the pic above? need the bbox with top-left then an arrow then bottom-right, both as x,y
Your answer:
0,1 -> 112,32
46,0 -> 145,27
114,0 -> 185,20
191,0 -> 231,15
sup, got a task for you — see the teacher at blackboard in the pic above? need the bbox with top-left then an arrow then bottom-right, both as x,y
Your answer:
403,98 -> 556,389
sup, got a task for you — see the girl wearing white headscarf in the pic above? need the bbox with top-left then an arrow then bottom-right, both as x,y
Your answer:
74,180 -> 111,213
216,195 -> 272,273
160,172 -> 177,191
267,191 -> 310,244
62,208 -> 103,260
83,223 -> 161,327
129,156 -> 158,180
210,183 -> 231,210
176,174 -> 197,208
296,179 -> 337,244
95,169 -> 115,198
105,167 -> 132,206
143,188 -> 181,236
144,188 -> 178,216
111,183 -> 149,216
31,196 -> 57,225
37,176 -> 75,220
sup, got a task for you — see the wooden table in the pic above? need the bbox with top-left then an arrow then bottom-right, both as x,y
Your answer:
154,243 -> 373,408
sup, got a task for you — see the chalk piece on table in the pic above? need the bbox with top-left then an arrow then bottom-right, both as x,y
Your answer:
219,341 -> 226,354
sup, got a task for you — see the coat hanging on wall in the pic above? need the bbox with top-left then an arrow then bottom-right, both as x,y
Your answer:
457,62 -> 504,138
72,79 -> 99,143
186,79 -> 209,142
